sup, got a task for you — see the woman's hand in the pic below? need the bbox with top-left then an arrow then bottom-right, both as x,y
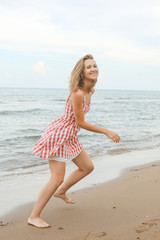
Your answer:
104,129 -> 120,143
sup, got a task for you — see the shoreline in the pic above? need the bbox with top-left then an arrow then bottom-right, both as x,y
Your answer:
1,159 -> 160,239
0,147 -> 160,217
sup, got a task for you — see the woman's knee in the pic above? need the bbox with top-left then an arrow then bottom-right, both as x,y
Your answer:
82,163 -> 94,174
88,163 -> 94,173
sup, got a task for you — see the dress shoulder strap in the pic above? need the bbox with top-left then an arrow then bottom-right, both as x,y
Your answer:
83,94 -> 86,104
66,91 -> 86,105
66,92 -> 71,104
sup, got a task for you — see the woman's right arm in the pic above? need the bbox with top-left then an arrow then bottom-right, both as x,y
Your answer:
72,90 -> 120,143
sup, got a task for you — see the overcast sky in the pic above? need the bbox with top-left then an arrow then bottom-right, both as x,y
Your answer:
0,0 -> 160,91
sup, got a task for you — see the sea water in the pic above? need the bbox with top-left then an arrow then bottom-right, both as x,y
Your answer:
0,88 -> 160,216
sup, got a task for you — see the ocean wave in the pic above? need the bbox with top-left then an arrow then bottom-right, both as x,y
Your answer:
89,135 -> 160,157
19,128 -> 41,133
107,147 -> 136,155
53,99 -> 65,102
106,144 -> 160,156
0,135 -> 41,145
118,97 -> 131,100
23,135 -> 41,140
0,108 -> 47,115
14,135 -> 41,141
103,97 -> 113,100
0,161 -> 47,180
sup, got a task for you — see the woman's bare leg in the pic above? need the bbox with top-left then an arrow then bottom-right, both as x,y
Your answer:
54,149 -> 94,203
28,160 -> 66,228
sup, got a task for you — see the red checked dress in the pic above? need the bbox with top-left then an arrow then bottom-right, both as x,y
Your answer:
31,93 -> 90,162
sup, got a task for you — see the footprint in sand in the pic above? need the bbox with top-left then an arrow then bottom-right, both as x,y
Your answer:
84,231 -> 107,239
152,164 -> 158,167
0,221 -> 8,227
131,164 -> 158,173
136,218 -> 160,234
130,168 -> 140,172
132,175 -> 139,179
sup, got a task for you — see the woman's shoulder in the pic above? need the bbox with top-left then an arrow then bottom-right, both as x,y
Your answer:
71,89 -> 84,103
72,89 -> 84,97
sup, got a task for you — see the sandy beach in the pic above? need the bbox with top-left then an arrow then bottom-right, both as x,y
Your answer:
1,160 -> 160,240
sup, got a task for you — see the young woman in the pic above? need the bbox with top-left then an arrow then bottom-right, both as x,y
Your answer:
28,54 -> 120,228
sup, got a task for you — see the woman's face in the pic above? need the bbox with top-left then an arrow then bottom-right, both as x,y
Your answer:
83,59 -> 98,81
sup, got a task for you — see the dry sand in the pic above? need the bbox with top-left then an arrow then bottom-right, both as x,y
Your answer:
1,160 -> 160,240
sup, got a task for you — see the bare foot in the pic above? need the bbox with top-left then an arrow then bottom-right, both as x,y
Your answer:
53,191 -> 75,204
27,217 -> 51,228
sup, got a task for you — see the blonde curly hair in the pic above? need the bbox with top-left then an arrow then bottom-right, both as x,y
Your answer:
69,54 -> 98,92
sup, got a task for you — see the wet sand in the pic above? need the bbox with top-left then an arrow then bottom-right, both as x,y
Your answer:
1,160 -> 160,240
